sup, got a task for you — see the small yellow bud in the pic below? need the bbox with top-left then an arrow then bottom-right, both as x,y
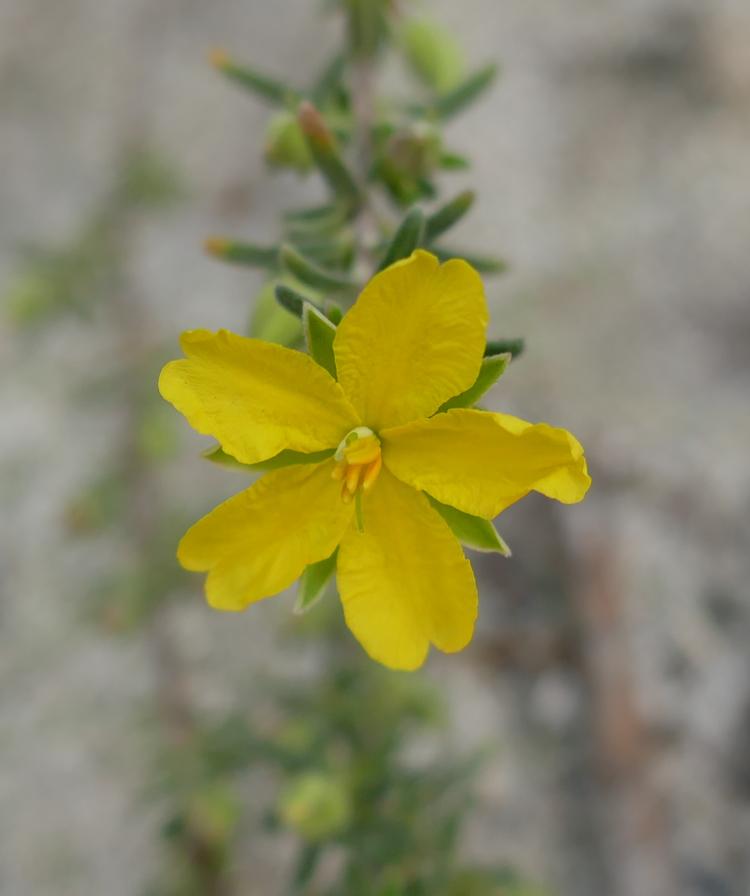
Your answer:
204,237 -> 230,257
209,47 -> 231,70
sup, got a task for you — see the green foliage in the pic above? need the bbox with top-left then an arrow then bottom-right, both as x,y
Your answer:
303,303 -> 338,377
439,353 -> 511,412
210,48 -> 301,105
296,549 -> 338,614
426,63 -> 500,120
425,191 -> 476,243
378,208 -> 425,271
206,7 -> 516,357
428,497 -> 512,557
484,338 -> 525,359
4,148 -> 183,329
280,243 -> 357,292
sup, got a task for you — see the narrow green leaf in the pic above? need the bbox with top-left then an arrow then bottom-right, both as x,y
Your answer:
303,303 -> 337,377
275,284 -> 323,319
204,237 -> 278,269
290,237 -> 354,271
295,549 -> 338,614
311,53 -> 347,103
433,246 -> 508,275
280,244 -> 356,292
439,353 -> 511,411
484,338 -> 524,358
424,190 -> 475,243
433,63 -> 498,119
439,152 -> 470,170
283,204 -> 341,224
283,206 -> 349,241
427,496 -> 511,556
378,208 -> 425,271
203,445 -> 334,473
347,0 -> 388,59
298,102 -> 361,210
210,49 -> 300,106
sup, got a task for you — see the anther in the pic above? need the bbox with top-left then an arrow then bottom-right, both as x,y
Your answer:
345,464 -> 363,496
362,454 -> 382,492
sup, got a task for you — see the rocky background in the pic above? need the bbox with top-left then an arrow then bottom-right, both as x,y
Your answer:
2,1 -> 750,894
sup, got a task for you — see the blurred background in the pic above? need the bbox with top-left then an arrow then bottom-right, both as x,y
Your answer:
2,1 -> 750,894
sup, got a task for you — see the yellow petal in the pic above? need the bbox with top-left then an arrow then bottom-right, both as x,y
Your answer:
337,469 -> 478,670
382,408 -> 591,519
159,329 -> 359,464
178,460 -> 353,610
333,251 -> 488,430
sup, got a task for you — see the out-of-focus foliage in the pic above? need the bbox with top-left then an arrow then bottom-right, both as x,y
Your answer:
5,150 -> 182,328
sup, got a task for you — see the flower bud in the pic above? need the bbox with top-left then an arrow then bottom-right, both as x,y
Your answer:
278,772 -> 351,841
401,17 -> 465,93
264,112 -> 313,172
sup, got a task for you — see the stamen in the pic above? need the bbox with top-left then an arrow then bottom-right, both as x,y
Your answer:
362,453 -> 382,492
333,426 -> 382,517
345,463 -> 363,496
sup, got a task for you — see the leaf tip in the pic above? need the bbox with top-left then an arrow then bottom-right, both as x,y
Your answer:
204,236 -> 229,257
209,47 -> 231,70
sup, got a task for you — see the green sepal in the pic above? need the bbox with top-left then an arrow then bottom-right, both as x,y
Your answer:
431,63 -> 499,120
280,244 -> 356,292
378,208 -> 425,271
295,549 -> 338,614
428,496 -> 511,556
275,283 -> 323,319
211,51 -> 300,106
303,303 -> 337,377
438,353 -> 510,411
433,246 -> 508,275
424,190 -> 475,243
203,445 -> 334,473
484,338 -> 524,359
205,238 -> 278,270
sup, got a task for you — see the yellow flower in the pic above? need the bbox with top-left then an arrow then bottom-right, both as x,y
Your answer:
159,251 -> 590,670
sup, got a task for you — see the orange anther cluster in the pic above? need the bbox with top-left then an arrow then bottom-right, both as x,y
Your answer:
332,428 -> 382,504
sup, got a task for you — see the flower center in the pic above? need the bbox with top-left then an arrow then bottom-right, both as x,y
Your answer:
332,426 -> 382,504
